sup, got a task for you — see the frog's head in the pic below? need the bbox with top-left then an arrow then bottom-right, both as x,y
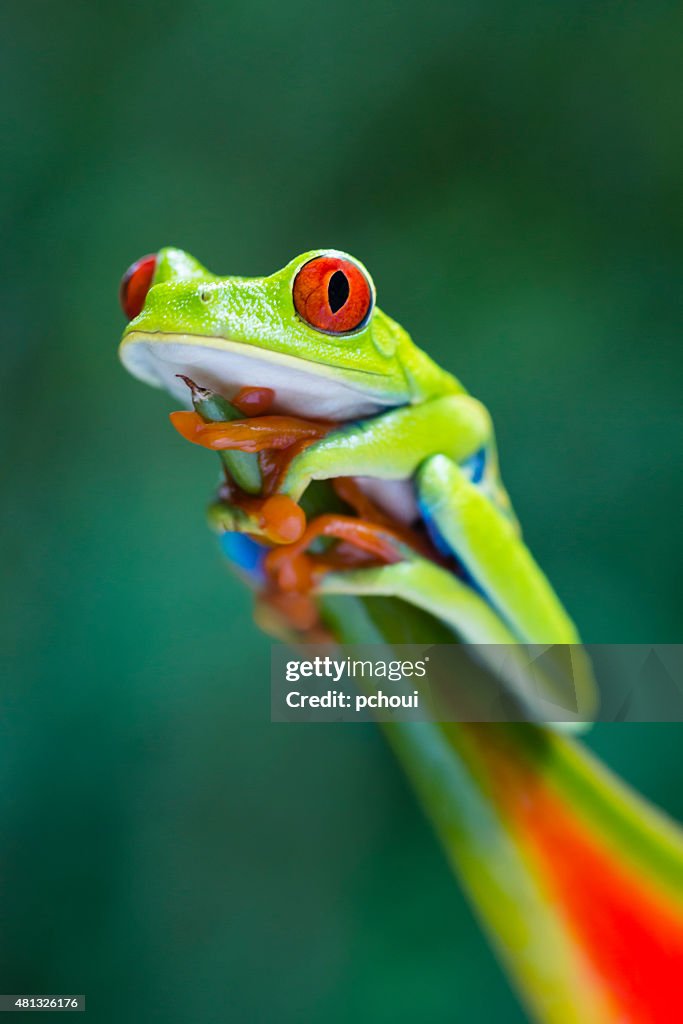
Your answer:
118,247 -> 448,419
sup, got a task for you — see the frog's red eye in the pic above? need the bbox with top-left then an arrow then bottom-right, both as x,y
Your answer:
119,254 -> 157,320
293,255 -> 373,333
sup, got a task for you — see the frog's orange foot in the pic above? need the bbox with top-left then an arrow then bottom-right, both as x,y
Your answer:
170,408 -> 333,495
169,410 -> 330,453
264,513 -> 407,594
255,515 -> 407,640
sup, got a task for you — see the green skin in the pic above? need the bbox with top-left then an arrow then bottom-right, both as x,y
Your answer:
120,247 -> 596,720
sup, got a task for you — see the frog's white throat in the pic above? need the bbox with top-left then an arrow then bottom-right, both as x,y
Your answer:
120,332 -> 397,421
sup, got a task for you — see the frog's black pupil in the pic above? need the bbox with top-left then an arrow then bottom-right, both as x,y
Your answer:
328,270 -> 349,313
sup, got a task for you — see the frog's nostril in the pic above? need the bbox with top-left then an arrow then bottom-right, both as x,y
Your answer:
119,254 -> 157,320
199,289 -> 210,303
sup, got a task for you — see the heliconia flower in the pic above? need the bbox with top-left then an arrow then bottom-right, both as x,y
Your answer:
387,720 -> 683,1023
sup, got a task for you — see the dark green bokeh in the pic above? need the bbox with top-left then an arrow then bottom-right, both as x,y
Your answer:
2,2 -> 682,1020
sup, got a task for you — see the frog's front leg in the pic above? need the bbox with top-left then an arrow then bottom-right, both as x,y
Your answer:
280,395 -> 492,502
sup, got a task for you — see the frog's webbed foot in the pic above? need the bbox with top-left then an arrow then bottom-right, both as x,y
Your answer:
170,409 -> 327,454
169,408 -> 333,496
263,513 -> 409,592
259,476 -> 443,593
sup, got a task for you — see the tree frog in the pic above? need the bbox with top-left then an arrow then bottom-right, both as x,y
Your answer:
118,247 -> 596,719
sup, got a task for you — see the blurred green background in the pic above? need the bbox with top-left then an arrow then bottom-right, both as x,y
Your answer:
2,2 -> 682,1020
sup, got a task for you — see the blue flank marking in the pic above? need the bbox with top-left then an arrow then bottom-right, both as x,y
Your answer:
417,495 -> 454,558
418,447 -> 489,598
462,446 -> 486,484
418,494 -> 487,596
219,533 -> 267,583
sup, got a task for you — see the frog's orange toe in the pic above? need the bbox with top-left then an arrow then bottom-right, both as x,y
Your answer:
259,495 -> 306,545
169,410 -> 206,443
170,410 -> 330,454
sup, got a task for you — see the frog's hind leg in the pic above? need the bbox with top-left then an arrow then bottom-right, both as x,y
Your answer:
263,505 -> 519,644
319,458 -> 596,723
318,556 -> 520,646
415,454 -> 580,646
417,455 -> 598,721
